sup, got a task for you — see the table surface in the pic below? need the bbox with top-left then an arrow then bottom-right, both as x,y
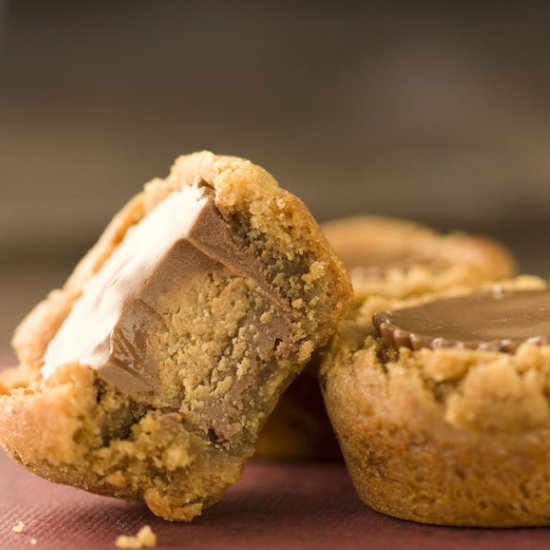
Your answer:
2,359 -> 550,549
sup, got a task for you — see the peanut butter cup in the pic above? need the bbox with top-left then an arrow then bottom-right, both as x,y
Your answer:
374,288 -> 550,353
42,184 -> 292,399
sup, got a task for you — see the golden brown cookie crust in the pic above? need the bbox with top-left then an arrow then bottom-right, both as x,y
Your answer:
255,216 -> 517,462
0,151 -> 352,521
322,276 -> 550,527
14,154 -> 351,370
323,216 -> 516,303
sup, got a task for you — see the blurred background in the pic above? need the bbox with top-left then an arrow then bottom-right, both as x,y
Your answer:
2,1 -> 550,352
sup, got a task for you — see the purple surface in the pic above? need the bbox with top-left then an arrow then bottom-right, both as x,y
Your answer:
2,452 -> 550,550
1,357 -> 550,549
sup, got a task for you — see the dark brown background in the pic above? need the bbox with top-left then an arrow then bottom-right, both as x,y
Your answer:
3,5 -> 550,547
2,1 -> 550,350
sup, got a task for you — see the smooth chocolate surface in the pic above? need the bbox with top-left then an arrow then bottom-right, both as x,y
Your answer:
42,185 -> 291,394
373,288 -> 550,353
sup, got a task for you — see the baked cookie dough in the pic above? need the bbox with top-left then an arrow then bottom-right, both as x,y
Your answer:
255,216 -> 516,461
0,151 -> 352,521
322,276 -> 550,526
323,216 -> 516,324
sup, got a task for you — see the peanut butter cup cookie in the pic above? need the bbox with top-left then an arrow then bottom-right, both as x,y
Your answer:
322,276 -> 550,526
256,216 -> 516,461
0,151 -> 352,521
323,216 -> 515,313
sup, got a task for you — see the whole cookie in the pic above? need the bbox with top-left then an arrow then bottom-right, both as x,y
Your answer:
323,216 -> 516,322
322,276 -> 550,527
0,151 -> 352,521
255,216 -> 516,461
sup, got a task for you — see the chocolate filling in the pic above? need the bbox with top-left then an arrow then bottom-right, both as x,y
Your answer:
42,185 -> 293,397
373,288 -> 550,353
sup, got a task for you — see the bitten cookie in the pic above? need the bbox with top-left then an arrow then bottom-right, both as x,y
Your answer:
0,151 -> 352,521
322,276 -> 550,527
255,216 -> 516,461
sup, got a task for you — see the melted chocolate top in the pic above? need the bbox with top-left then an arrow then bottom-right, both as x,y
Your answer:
373,289 -> 550,353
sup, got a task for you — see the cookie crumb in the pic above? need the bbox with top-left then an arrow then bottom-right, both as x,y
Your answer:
12,521 -> 25,533
115,526 -> 157,548
30,537 -> 37,546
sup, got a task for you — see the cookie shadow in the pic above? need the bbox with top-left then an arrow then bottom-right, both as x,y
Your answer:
201,461 -> 362,524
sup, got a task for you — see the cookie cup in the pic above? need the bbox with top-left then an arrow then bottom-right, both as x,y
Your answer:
321,278 -> 550,527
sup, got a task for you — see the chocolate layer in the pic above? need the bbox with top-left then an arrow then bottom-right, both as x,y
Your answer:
373,288 -> 550,353
42,184 -> 291,394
